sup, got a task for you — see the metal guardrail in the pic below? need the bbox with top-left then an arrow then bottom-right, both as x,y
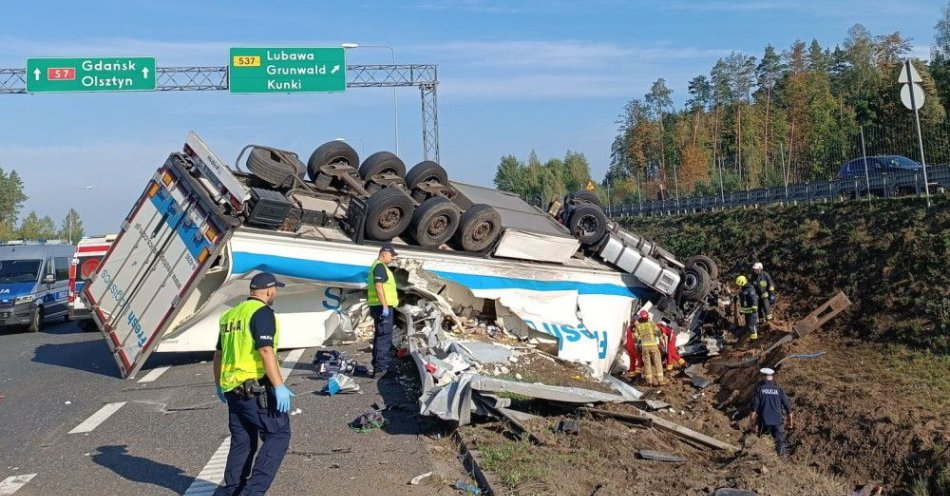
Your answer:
608,166 -> 950,217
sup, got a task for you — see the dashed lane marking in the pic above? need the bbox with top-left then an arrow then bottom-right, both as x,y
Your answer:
137,366 -> 171,383
0,474 -> 36,495
182,348 -> 306,495
68,402 -> 127,434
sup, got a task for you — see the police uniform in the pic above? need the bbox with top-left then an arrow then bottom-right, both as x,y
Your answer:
367,250 -> 399,376
738,282 -> 759,340
750,377 -> 793,455
218,291 -> 290,495
752,270 -> 776,320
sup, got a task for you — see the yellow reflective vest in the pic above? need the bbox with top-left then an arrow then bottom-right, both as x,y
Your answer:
367,259 -> 398,307
635,321 -> 661,348
218,299 -> 280,392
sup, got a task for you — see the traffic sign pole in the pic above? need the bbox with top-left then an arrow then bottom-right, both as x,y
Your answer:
901,60 -> 931,207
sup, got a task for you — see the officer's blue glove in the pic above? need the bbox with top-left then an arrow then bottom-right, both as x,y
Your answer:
381,307 -> 391,318
274,384 -> 295,413
769,294 -> 776,304
216,386 -> 227,404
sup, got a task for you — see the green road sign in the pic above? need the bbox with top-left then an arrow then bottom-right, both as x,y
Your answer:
26,57 -> 156,93
229,47 -> 346,93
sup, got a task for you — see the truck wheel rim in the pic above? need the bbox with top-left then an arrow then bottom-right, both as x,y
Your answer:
427,215 -> 450,237
379,207 -> 403,229
472,221 -> 493,241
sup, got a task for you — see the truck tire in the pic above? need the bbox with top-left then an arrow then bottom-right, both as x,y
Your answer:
406,161 -> 448,189
452,204 -> 502,253
407,197 -> 459,248
572,190 -> 602,207
307,141 -> 359,181
247,147 -> 302,188
680,265 -> 710,302
568,204 -> 608,246
364,188 -> 415,241
28,307 -> 43,333
686,255 -> 719,280
359,152 -> 406,180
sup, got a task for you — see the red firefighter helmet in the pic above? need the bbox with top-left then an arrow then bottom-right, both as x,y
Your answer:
637,310 -> 650,321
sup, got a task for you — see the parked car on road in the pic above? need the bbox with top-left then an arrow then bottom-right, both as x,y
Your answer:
838,155 -> 921,179
0,241 -> 75,332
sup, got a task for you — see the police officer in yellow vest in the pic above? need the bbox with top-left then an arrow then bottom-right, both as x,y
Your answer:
368,244 -> 399,379
213,272 -> 294,496
635,310 -> 667,387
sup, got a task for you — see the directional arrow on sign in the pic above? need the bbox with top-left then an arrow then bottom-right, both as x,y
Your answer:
33,68 -> 40,81
331,65 -> 340,74
142,67 -> 150,79
898,61 -> 923,83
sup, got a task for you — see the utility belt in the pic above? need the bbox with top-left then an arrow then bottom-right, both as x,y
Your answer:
229,377 -> 273,409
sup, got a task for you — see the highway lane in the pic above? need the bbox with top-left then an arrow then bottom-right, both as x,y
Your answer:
0,326 -> 462,495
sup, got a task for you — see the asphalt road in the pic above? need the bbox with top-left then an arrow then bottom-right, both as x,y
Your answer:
0,322 -> 463,495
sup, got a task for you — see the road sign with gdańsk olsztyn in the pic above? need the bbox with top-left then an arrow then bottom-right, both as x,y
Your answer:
229,47 -> 346,93
26,57 -> 156,93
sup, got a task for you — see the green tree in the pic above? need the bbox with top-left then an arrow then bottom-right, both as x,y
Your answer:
494,155 -> 525,194
0,168 -> 29,240
757,45 -> 785,179
561,151 -> 592,194
18,211 -> 57,241
933,2 -> 950,113
59,208 -> 85,244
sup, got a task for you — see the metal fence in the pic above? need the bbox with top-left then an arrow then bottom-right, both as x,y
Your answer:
608,165 -> 950,217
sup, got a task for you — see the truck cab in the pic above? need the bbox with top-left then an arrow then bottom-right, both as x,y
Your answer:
0,241 -> 75,332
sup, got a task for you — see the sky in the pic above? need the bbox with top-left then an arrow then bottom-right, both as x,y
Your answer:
0,0 -> 945,234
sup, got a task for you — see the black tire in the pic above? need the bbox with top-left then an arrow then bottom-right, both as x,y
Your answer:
359,152 -> 406,180
567,204 -> 608,246
452,204 -> 502,253
246,147 -> 302,188
307,141 -> 359,181
406,161 -> 448,190
680,265 -> 710,301
572,190 -> 602,207
28,307 -> 43,333
686,255 -> 719,280
407,197 -> 459,248
364,188 -> 415,241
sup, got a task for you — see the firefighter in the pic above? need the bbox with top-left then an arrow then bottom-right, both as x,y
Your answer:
751,262 -> 776,321
634,310 -> 666,386
659,322 -> 686,370
736,275 -> 759,341
749,367 -> 794,457
624,320 -> 643,377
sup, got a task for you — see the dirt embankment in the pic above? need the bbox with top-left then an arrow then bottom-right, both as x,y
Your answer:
619,196 -> 950,493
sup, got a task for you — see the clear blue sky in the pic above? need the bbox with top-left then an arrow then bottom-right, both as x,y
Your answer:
1,0 -> 944,234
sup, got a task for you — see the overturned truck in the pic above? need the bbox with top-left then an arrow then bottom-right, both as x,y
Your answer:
82,132 -> 724,378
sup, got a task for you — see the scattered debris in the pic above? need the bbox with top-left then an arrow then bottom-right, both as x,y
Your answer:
554,418 -> 580,435
637,450 -> 687,463
773,351 -> 826,367
322,373 -> 360,396
451,480 -> 482,495
64,401 -> 72,405
409,471 -> 434,485
290,408 -> 303,416
349,411 -> 385,432
684,364 -> 714,389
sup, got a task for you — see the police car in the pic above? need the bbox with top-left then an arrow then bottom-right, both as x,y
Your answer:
0,241 -> 76,332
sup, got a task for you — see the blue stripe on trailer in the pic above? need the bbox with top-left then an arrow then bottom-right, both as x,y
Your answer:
231,251 -> 639,298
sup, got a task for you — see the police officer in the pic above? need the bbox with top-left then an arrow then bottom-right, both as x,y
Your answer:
749,367 -> 794,457
214,272 -> 295,496
751,262 -> 776,321
736,275 -> 759,341
368,244 -> 399,378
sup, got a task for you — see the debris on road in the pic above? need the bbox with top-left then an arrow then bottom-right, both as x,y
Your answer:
349,411 -> 385,432
409,471 -> 435,485
637,450 -> 687,463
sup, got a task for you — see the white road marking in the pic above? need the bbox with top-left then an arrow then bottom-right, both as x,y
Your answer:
137,366 -> 171,383
279,348 -> 305,380
182,438 -> 230,496
0,474 -> 36,495
183,348 -> 307,495
68,402 -> 127,434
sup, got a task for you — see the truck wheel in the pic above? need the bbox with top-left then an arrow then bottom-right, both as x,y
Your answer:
307,141 -> 359,181
452,204 -> 502,253
247,147 -> 302,189
28,307 -> 43,333
365,188 -> 414,241
572,190 -> 602,207
359,152 -> 406,180
568,204 -> 607,246
686,255 -> 719,280
407,161 -> 448,190
680,265 -> 710,301
408,197 -> 459,248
